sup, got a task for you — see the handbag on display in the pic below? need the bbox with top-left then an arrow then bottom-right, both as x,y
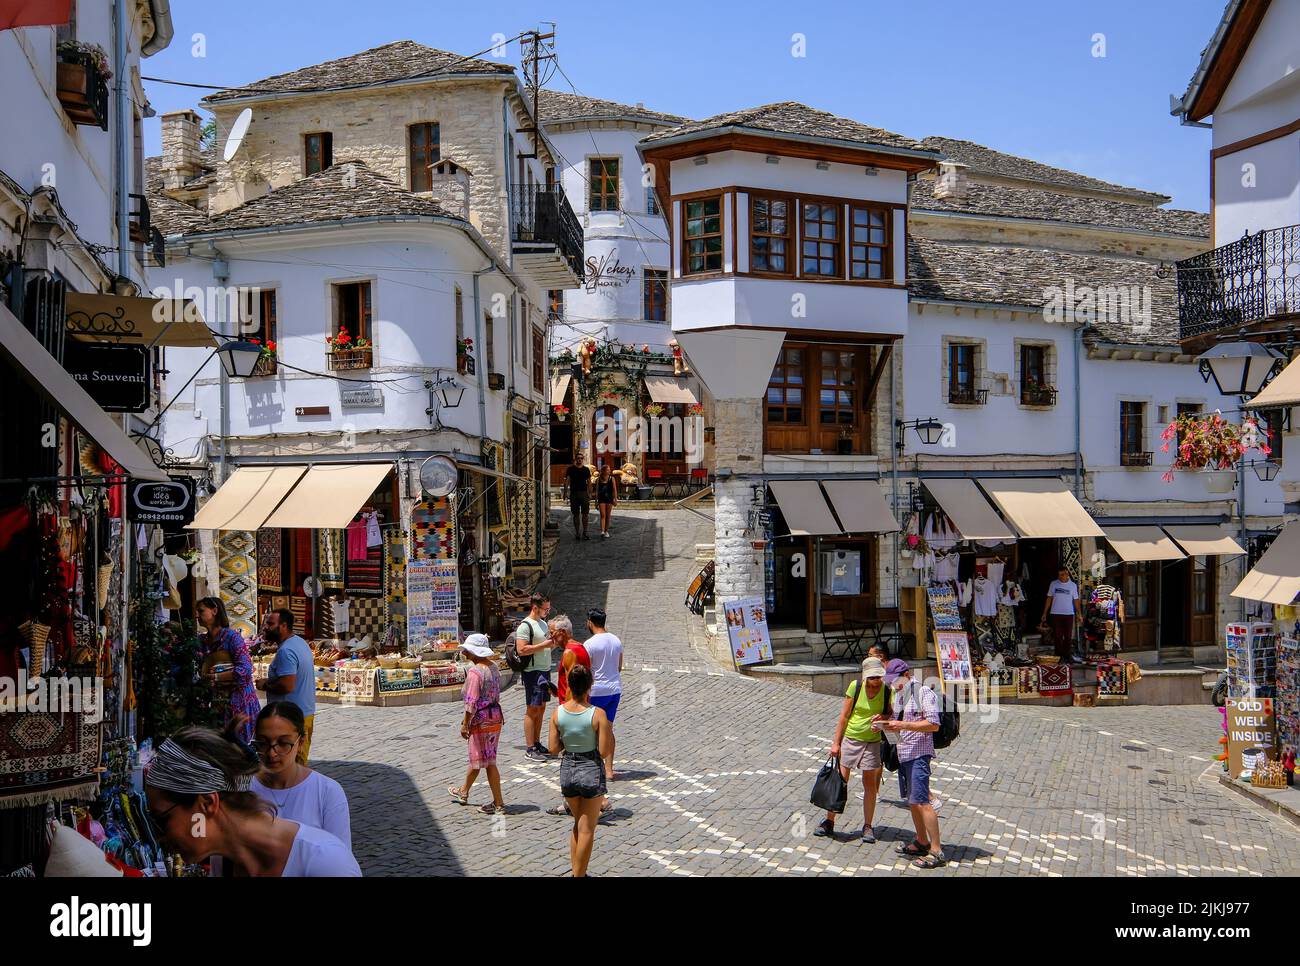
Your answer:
810,755 -> 848,813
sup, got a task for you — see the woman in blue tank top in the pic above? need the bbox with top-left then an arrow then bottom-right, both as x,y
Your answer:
548,664 -> 612,877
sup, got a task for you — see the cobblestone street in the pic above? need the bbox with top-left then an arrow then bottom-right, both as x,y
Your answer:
311,509 -> 1300,876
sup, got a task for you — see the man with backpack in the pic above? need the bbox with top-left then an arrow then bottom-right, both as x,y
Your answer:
815,656 -> 889,843
875,659 -> 946,869
513,594 -> 553,762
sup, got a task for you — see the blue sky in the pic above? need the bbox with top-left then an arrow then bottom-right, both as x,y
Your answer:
142,0 -> 1225,211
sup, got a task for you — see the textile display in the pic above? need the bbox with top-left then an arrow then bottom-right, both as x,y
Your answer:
345,545 -> 384,596
256,529 -> 284,593
507,479 -> 543,569
0,710 -> 101,807
217,530 -> 258,638
987,666 -> 1018,700
317,529 -> 345,590
411,497 -> 456,561
376,668 -> 422,694
484,444 -> 506,529
314,665 -> 339,693
925,582 -> 964,631
1017,667 -> 1041,698
421,662 -> 466,688
336,665 -> 376,702
407,558 -> 459,649
1038,663 -> 1073,697
347,595 -> 387,640
1097,662 -> 1128,698
288,596 -> 310,639
1060,537 -> 1081,584
384,527 -> 407,645
346,520 -> 368,561
1279,637 -> 1299,759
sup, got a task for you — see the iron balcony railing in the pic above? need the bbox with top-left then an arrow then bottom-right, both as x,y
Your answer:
1176,224 -> 1300,341
510,185 -> 585,282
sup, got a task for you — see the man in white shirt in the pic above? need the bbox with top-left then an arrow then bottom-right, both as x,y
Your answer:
583,608 -> 623,782
1041,568 -> 1082,663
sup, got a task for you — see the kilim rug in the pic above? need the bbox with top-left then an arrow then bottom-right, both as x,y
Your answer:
508,479 -> 542,569
0,710 -> 101,806
318,529 -> 345,590
1097,662 -> 1129,698
288,596 -> 310,640
1038,664 -> 1073,697
420,663 -> 465,688
218,531 -> 258,638
1017,667 -> 1040,698
484,444 -> 505,529
384,528 -> 407,645
376,668 -> 422,694
348,596 -> 387,640
411,498 -> 456,561
336,666 -> 376,702
345,545 -> 383,596
256,529 -> 284,592
988,666 -> 1018,700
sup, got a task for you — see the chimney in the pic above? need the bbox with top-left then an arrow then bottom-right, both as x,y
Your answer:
427,158 -> 473,221
932,161 -> 969,201
161,110 -> 203,190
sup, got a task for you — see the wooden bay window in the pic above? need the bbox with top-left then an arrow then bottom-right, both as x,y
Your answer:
750,194 -> 791,275
683,196 -> 723,274
766,343 -> 873,454
801,202 -> 841,277
849,204 -> 889,280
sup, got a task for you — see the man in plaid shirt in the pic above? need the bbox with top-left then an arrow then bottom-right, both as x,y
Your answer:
875,659 -> 945,869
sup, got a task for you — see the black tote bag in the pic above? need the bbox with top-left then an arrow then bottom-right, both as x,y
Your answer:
810,755 -> 848,813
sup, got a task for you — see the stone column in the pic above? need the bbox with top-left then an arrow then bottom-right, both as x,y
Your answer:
712,397 -> 765,603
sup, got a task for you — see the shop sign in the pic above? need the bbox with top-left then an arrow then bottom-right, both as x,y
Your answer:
724,596 -> 772,668
128,478 -> 194,531
1226,697 -> 1276,779
63,341 -> 150,413
341,386 -> 383,408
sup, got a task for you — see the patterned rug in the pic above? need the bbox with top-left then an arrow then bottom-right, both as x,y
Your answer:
384,528 -> 407,645
1017,667 -> 1040,698
376,667 -> 422,694
318,529 -> 346,590
411,497 -> 456,561
345,545 -> 383,596
484,444 -> 505,529
0,710 -> 101,806
508,479 -> 542,570
288,596 -> 310,640
218,530 -> 258,638
336,666 -> 376,703
1038,664 -> 1073,696
348,596 -> 387,641
1098,662 -> 1129,698
256,529 -> 284,592
988,666 -> 1018,700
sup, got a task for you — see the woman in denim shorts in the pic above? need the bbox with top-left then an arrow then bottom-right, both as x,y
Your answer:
548,664 -> 612,877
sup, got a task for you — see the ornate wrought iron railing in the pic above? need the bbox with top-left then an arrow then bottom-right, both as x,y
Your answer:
510,185 -> 585,281
1177,224 -> 1300,341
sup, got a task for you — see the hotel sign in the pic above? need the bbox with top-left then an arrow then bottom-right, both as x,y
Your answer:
62,340 -> 150,413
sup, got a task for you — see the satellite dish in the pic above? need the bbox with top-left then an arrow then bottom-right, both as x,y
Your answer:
419,455 -> 458,499
222,107 -> 253,162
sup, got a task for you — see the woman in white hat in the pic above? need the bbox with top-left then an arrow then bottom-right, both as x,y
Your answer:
448,634 -> 506,814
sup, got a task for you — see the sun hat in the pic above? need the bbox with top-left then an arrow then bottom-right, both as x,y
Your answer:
460,633 -> 494,659
883,658 -> 912,684
861,657 -> 887,679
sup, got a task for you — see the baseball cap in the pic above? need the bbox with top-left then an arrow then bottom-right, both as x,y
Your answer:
883,658 -> 911,684
861,657 -> 886,679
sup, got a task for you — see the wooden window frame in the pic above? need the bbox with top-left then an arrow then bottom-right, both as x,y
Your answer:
589,157 -> 620,212
408,121 -> 441,193
532,327 -> 544,393
948,343 -> 978,404
643,268 -> 668,322
848,203 -> 890,281
484,310 -> 495,374
303,131 -> 333,176
800,201 -> 843,278
766,345 -> 807,426
242,287 -> 277,344
1120,400 -> 1148,464
547,290 -> 563,322
816,347 -> 860,429
749,192 -> 794,277
682,195 -> 724,276
333,280 -> 372,342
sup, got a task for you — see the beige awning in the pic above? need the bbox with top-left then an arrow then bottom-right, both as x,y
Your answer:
65,293 -> 215,348
644,376 -> 698,405
550,373 -> 572,404
1103,526 -> 1186,562
1248,357 -> 1300,409
1164,524 -> 1245,556
769,480 -> 841,536
924,479 -> 1016,542
0,301 -> 168,482
822,480 -> 899,534
977,478 -> 1104,538
262,463 -> 392,529
187,465 -> 306,530
1233,523 -> 1300,605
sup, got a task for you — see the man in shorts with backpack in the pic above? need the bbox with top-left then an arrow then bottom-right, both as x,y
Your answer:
515,593 -> 553,761
875,659 -> 946,869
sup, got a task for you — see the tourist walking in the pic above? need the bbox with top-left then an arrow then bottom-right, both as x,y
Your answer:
596,464 -> 618,538
196,597 -> 260,747
815,656 -> 889,842
583,608 -> 623,784
515,593 -> 554,761
251,702 -> 351,846
257,608 -> 317,763
547,615 -> 593,817
566,453 -> 593,540
875,659 -> 945,869
448,634 -> 506,814
145,726 -> 360,876
548,665 -> 613,877
1041,567 -> 1082,663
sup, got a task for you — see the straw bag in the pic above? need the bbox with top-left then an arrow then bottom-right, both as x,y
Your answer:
28,622 -> 50,679
97,563 -> 114,611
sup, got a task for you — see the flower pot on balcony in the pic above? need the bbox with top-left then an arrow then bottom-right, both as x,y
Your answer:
836,437 -> 853,455
1203,469 -> 1236,494
56,52 -> 110,131
250,355 -> 278,377
328,347 -> 372,371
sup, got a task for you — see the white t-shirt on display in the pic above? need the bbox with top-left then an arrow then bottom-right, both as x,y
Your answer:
280,821 -> 361,877
1046,579 -> 1080,616
253,769 -> 352,847
583,631 -> 624,697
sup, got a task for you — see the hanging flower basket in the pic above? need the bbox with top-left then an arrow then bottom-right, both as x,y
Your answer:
643,403 -> 665,418
1159,412 -> 1267,483
1202,469 -> 1236,494
552,404 -> 570,422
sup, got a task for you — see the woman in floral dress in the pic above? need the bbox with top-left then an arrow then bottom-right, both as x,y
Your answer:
195,597 -> 260,745
448,634 -> 506,814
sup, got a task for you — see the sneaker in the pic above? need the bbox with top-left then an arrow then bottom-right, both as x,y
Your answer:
860,825 -> 877,844
813,818 -> 835,838
533,743 -> 553,758
524,747 -> 547,762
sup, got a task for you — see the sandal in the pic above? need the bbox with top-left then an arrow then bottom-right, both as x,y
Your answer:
546,803 -> 571,816
447,786 -> 469,805
600,801 -> 613,814
480,802 -> 506,815
895,839 -> 930,857
912,851 -> 947,869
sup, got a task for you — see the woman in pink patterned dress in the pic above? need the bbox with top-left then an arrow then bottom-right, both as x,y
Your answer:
448,634 -> 506,814
196,597 -> 260,746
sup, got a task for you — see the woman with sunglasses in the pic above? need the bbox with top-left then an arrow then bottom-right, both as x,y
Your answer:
250,702 -> 351,847
145,725 -> 359,876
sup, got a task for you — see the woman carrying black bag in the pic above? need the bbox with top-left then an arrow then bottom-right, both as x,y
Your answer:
811,657 -> 890,843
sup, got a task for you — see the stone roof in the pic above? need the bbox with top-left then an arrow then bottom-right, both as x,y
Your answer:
920,136 -> 1171,204
202,40 -> 515,104
910,179 -> 1209,238
143,157 -> 215,236
907,235 -> 1180,343
149,160 -> 461,238
535,89 -> 686,126
642,101 -> 932,154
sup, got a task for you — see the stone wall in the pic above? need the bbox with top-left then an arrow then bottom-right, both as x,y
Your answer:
712,397 -> 765,602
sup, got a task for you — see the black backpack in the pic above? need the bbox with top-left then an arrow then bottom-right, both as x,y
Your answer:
899,682 -> 960,750
503,619 -> 534,673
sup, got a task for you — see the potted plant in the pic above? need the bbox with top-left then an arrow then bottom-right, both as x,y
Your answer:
1160,411 -> 1266,491
326,326 -> 373,370
836,424 -> 854,455
643,402 -> 665,418
552,403 -> 570,422
1021,376 -> 1055,406
56,41 -> 112,130
248,337 -> 278,377
456,337 -> 474,374
686,402 -> 705,418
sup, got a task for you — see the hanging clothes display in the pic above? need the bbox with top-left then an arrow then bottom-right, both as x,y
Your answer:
364,510 -> 383,548
345,519 -> 369,561
1084,584 -> 1123,652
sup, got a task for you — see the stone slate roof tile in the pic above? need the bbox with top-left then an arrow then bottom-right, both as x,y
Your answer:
143,156 -> 214,236
535,89 -> 686,125
642,101 -> 932,154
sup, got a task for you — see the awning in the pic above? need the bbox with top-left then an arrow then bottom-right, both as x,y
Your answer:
1102,526 -> 1186,562
550,373 -> 572,404
0,301 -> 167,481
262,463 -> 392,529
456,460 -> 530,484
1233,522 -> 1300,605
187,465 -> 306,530
924,478 -> 1016,542
644,376 -> 698,405
65,293 -> 215,348
769,480 -> 841,536
1248,357 -> 1300,409
1165,524 -> 1246,557
977,478 -> 1104,538
822,480 -> 899,534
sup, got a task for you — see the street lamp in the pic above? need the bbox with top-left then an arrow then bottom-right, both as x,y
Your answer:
1196,342 -> 1283,397
895,417 -> 945,451
215,340 -> 263,378
1250,459 -> 1280,482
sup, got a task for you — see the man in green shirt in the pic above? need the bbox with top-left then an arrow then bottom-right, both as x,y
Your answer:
516,593 -> 553,761
815,656 -> 889,842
